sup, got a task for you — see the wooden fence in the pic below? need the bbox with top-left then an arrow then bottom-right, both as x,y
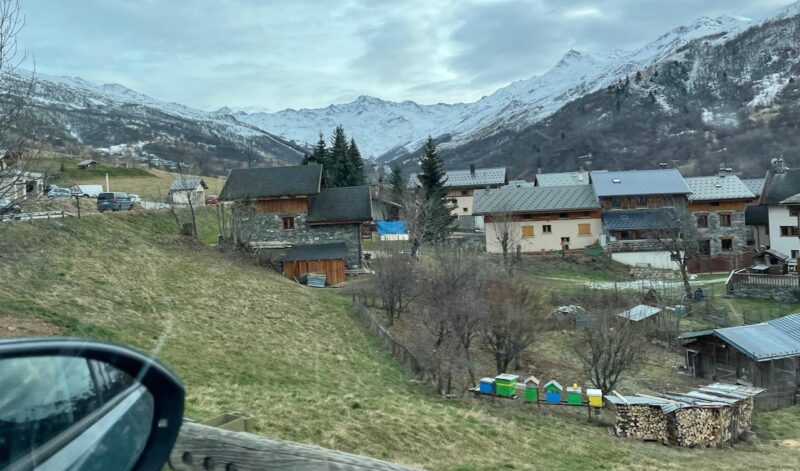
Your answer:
728,272 -> 799,288
352,296 -> 423,377
753,389 -> 797,411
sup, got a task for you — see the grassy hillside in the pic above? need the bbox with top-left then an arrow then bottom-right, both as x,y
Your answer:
1,213 -> 799,470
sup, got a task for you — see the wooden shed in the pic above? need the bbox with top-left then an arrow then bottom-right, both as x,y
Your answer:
282,243 -> 347,286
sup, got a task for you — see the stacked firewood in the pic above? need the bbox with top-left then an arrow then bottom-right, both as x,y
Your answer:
669,408 -> 726,447
735,398 -> 755,437
615,405 -> 669,443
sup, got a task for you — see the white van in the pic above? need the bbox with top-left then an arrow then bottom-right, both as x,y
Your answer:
76,184 -> 104,198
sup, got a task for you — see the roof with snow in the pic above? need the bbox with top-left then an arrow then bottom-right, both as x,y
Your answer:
472,185 -> 600,215
535,171 -> 591,187
680,313 -> 800,361
618,304 -> 662,322
591,169 -> 691,197
408,167 -> 507,189
685,175 -> 755,201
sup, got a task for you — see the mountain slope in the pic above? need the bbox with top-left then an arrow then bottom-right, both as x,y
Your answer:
440,4 -> 800,178
10,72 -> 306,174
231,13 -> 756,161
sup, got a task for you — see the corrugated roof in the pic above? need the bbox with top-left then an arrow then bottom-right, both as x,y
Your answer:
170,178 -> 207,192
744,205 -> 769,225
307,186 -> 373,224
591,169 -> 691,197
685,175 -> 755,201
472,185 -> 599,215
618,304 -> 661,321
535,171 -> 591,187
282,243 -> 347,262
408,167 -> 507,189
219,165 -> 322,201
681,313 -> 800,361
602,208 -> 676,231
741,178 -> 765,197
760,168 -> 800,205
780,192 -> 800,205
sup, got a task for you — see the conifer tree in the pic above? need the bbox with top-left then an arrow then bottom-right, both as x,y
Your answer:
416,136 -> 455,242
328,125 -> 349,187
312,133 -> 328,182
389,166 -> 407,202
346,138 -> 366,186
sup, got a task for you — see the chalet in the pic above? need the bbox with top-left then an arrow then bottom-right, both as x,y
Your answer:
684,172 -> 757,272
77,159 -> 97,169
780,192 -> 800,268
473,185 -> 601,253
680,313 -> 800,410
170,178 -> 208,206
408,165 -> 507,229
219,165 -> 372,270
759,159 -> 800,271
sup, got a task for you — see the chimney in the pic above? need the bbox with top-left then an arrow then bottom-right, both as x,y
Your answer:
470,164 -> 476,176
718,163 -> 726,177
771,157 -> 786,173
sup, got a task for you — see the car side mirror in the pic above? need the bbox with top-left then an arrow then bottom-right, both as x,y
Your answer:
0,338 -> 184,471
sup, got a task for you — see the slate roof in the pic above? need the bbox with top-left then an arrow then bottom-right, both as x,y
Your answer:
282,243 -> 347,262
170,178 -> 207,192
680,313 -> 800,361
618,304 -> 662,322
408,167 -> 507,189
744,205 -> 769,226
472,185 -> 600,215
759,167 -> 800,205
591,169 -> 691,197
741,178 -> 765,197
685,175 -> 755,201
602,208 -> 677,231
780,192 -> 800,205
218,165 -> 322,201
535,171 -> 591,187
307,186 -> 372,224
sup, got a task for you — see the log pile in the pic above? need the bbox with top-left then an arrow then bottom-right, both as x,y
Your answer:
668,407 -> 727,447
614,404 -> 669,443
734,397 -> 755,437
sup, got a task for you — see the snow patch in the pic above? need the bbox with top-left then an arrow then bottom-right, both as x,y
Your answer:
748,73 -> 789,109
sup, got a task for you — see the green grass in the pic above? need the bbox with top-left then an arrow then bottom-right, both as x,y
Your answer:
1,214 -> 800,470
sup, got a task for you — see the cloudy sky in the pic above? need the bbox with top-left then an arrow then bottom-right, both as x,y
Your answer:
19,0 -> 794,111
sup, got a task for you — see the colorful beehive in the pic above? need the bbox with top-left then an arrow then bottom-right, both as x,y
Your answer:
523,376 -> 540,402
479,378 -> 495,395
587,389 -> 603,407
543,380 -> 563,404
567,384 -> 583,405
494,374 -> 519,397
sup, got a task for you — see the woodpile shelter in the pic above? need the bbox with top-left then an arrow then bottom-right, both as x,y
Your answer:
605,383 -> 763,447
281,243 -> 347,286
679,313 -> 800,410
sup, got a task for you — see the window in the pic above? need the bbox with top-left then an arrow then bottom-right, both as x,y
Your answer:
637,196 -> 648,207
282,216 -> 295,230
463,207 -> 469,213
611,197 -> 622,209
719,213 -> 732,227
696,214 -> 708,228
560,237 -> 570,243
661,196 -> 673,207
698,240 -> 711,256
521,214 -> 533,220
711,202 -> 720,207
578,223 -> 591,236
780,226 -> 800,236
461,190 -> 468,196
521,226 -> 534,238
579,211 -> 590,218
792,250 -> 799,259
559,212 -> 569,219
542,225 -> 552,233
721,238 -> 733,252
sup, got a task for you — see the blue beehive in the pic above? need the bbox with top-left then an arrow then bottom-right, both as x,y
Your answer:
543,380 -> 563,404
479,378 -> 495,395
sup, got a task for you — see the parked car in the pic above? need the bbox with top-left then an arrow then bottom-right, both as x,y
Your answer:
48,188 -> 71,199
97,192 -> 134,212
77,184 -> 104,198
128,193 -> 142,205
205,194 -> 218,205
0,197 -> 22,215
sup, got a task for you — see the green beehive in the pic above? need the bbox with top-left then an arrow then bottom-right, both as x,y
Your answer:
566,384 -> 583,405
523,375 -> 540,402
495,374 -> 519,397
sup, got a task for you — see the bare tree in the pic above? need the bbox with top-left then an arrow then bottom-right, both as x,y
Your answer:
373,245 -> 419,326
400,190 -> 440,256
575,310 -> 643,392
172,163 -> 202,238
650,205 -> 699,299
0,0 -> 38,204
489,211 -> 521,267
483,277 -> 548,374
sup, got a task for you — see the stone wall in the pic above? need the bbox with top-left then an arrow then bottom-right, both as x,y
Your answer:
232,203 -> 363,268
728,284 -> 800,303
694,211 -> 752,256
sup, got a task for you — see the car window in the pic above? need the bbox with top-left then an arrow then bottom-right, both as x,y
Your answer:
0,356 -> 136,468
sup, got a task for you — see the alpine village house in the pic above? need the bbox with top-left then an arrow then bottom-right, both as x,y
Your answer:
218,164 -> 372,285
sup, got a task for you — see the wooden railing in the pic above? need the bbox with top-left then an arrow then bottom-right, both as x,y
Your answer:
606,240 -> 667,253
170,421 -> 418,470
728,272 -> 800,288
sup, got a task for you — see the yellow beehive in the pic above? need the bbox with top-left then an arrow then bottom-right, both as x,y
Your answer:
587,388 -> 603,407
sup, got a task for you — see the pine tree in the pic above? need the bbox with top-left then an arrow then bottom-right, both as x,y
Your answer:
416,136 -> 455,242
346,138 -> 366,186
389,166 -> 407,202
417,137 -> 447,194
312,133 -> 328,182
327,125 -> 349,187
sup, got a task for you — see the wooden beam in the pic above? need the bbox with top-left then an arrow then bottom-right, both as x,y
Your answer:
169,421 -> 419,470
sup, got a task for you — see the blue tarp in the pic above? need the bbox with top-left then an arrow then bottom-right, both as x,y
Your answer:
377,220 -> 407,235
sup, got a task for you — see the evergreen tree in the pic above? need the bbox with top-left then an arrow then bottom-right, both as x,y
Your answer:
346,138 -> 366,186
327,125 -> 349,187
389,166 -> 407,202
312,133 -> 328,182
416,136 -> 455,242
301,153 -> 312,165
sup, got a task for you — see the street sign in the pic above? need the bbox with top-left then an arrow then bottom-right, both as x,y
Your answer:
70,185 -> 83,197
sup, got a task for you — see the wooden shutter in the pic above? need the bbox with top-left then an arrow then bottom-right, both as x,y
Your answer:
521,226 -> 534,237
578,223 -> 591,235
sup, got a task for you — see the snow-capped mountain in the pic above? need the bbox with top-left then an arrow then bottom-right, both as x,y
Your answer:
11,71 -> 305,174
228,10 -> 769,161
